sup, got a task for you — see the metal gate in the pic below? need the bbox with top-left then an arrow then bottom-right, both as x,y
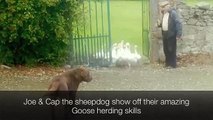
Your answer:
71,0 -> 111,67
70,0 -> 150,67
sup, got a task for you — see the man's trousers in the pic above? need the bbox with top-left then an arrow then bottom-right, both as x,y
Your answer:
162,31 -> 177,68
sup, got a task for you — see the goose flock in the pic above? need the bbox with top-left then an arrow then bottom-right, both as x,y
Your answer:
94,40 -> 142,67
112,40 -> 141,67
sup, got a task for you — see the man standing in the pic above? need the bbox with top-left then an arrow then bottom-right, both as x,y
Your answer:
158,1 -> 182,68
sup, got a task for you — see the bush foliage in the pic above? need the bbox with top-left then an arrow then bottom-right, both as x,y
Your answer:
0,0 -> 80,65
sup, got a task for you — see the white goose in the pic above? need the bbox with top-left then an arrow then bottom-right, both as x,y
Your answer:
116,41 -> 125,59
112,43 -> 118,63
133,45 -> 141,62
93,40 -> 143,67
122,42 -> 132,60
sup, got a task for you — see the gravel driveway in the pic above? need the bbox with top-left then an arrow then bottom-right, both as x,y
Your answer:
0,64 -> 213,91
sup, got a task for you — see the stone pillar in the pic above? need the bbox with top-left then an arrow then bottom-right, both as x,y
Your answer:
150,0 -> 169,63
149,0 -> 160,63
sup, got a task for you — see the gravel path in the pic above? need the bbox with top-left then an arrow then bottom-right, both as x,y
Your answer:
80,64 -> 213,90
0,64 -> 213,90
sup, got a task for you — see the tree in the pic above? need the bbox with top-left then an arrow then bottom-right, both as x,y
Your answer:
0,0 -> 80,66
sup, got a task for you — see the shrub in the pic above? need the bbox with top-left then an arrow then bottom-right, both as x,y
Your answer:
0,0 -> 80,66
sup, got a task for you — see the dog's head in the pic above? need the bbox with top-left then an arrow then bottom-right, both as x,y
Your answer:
74,67 -> 92,82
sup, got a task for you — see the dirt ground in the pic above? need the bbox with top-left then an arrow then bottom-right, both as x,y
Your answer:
1,56 -> 213,91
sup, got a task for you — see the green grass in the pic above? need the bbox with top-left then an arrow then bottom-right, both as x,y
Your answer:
75,0 -> 149,56
185,0 -> 213,6
110,1 -> 143,51
110,0 -> 150,55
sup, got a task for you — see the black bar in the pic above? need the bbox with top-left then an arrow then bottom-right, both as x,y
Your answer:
0,91 -> 212,120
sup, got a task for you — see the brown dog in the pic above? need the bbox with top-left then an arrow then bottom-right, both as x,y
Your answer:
48,67 -> 92,91
46,67 -> 92,120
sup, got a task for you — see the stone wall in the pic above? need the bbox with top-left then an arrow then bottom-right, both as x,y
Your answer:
177,1 -> 213,55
